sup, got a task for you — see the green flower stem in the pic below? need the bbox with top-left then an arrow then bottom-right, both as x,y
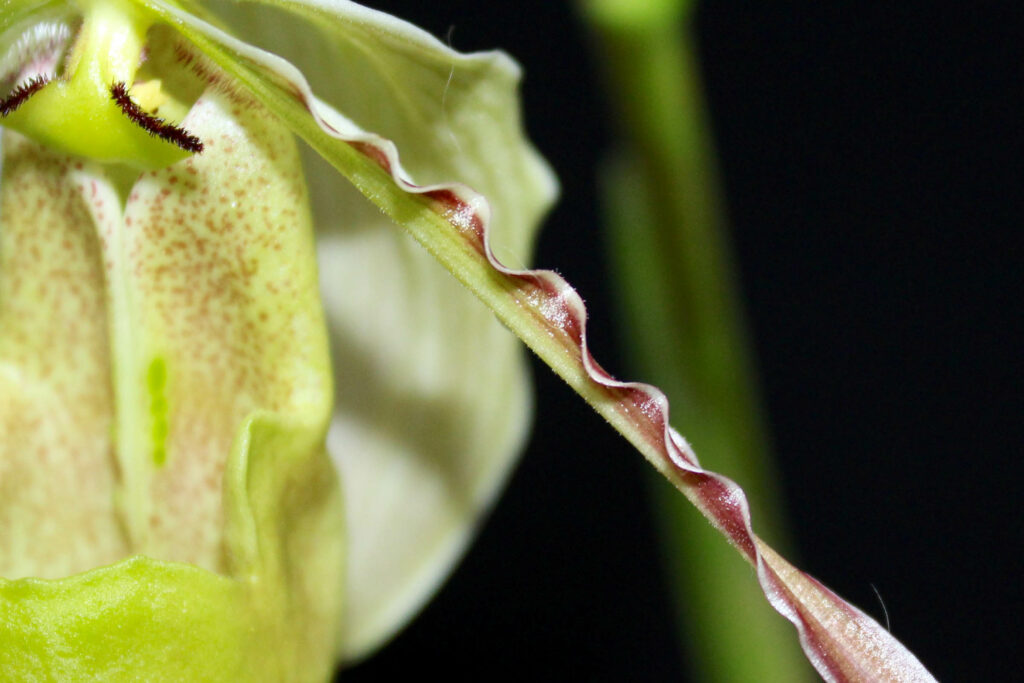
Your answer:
580,0 -> 815,680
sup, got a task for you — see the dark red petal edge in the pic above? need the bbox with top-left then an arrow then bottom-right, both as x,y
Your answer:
162,13 -> 936,680
325,128 -> 937,683
300,87 -> 935,683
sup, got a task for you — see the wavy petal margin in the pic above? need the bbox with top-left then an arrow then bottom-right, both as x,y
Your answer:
146,2 -> 936,679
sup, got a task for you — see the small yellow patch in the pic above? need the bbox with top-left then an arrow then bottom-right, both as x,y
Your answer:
130,79 -> 167,112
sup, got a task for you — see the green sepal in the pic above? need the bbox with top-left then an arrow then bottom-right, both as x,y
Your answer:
0,557 -> 264,682
0,410 -> 344,683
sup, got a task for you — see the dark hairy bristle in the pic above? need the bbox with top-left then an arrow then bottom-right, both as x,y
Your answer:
110,81 -> 203,153
0,76 -> 50,117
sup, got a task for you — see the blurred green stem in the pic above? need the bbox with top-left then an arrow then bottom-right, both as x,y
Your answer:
580,1 -> 815,680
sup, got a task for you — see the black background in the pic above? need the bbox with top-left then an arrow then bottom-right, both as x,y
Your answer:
343,2 -> 1021,681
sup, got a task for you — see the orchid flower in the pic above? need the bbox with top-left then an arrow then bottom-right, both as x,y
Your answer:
0,0 -> 935,680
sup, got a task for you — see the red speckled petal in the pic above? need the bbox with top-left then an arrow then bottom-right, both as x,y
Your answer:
157,0 -> 556,659
0,131 -> 127,578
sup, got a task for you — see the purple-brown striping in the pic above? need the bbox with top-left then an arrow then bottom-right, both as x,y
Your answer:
0,76 -> 49,117
110,81 -> 204,153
